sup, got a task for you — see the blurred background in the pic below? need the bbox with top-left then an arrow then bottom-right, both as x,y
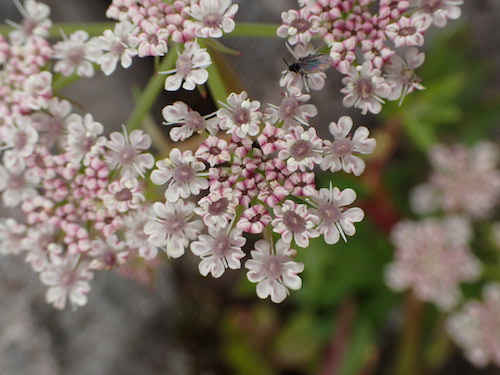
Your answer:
0,1 -> 499,374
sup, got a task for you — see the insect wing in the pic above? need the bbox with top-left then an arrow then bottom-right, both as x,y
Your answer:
298,54 -> 333,74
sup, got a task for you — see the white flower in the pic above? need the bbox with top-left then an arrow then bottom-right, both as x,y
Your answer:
7,0 -> 52,45
150,148 -> 208,202
162,101 -> 218,141
189,0 -> 238,38
92,21 -> 138,76
40,252 -> 93,310
144,199 -> 203,259
264,87 -> 318,129
161,40 -> 211,91
0,163 -> 39,207
217,91 -> 262,138
272,200 -> 319,248
105,126 -> 154,178
320,116 -> 376,176
103,176 -> 145,213
341,62 -> 392,115
385,47 -> 426,104
194,187 -> 239,228
89,235 -> 128,270
53,30 -> 101,77
245,239 -> 304,303
190,226 -> 246,278
124,208 -> 159,260
0,218 -> 27,255
309,185 -> 364,244
65,113 -> 105,166
278,126 -> 323,172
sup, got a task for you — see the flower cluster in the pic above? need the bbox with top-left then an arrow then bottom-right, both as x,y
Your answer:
278,0 -> 464,113
103,0 -> 238,89
385,216 -> 481,311
0,2 -> 160,309
10,0 -> 238,91
447,283 -> 500,368
410,142 -> 500,219
147,90 -> 373,302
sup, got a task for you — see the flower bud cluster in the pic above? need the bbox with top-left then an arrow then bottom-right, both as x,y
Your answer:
278,0 -> 464,113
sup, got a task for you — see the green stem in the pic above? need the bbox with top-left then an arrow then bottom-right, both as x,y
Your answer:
395,292 -> 424,375
230,23 -> 279,38
0,22 -> 279,39
126,51 -> 177,131
0,22 -> 115,37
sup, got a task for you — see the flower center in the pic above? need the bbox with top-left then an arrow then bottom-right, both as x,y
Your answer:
317,202 -> 342,223
290,18 -> 311,33
422,0 -> 442,12
185,111 -> 205,132
208,197 -> 229,216
399,26 -> 417,37
280,97 -> 298,119
176,54 -> 193,76
263,255 -> 283,280
8,174 -> 25,190
212,234 -> 230,257
330,138 -> 354,157
67,47 -> 85,65
290,140 -> 312,161
14,130 -> 28,150
283,211 -> 306,233
209,146 -> 222,156
357,78 -> 373,98
115,187 -> 133,202
103,251 -> 118,268
172,164 -> 195,183
203,13 -> 223,28
119,146 -> 136,165
110,40 -> 126,56
164,214 -> 187,234
233,106 -> 250,126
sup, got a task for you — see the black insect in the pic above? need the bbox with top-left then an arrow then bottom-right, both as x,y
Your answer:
284,53 -> 334,76
282,44 -> 333,91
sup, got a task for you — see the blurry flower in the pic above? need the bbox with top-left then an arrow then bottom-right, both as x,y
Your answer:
447,283 -> 500,367
410,142 -> 500,219
40,250 -> 93,310
385,216 -> 481,311
53,30 -> 100,77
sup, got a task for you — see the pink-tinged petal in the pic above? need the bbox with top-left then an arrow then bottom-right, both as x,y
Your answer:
337,188 -> 357,206
323,225 -> 341,244
162,102 -> 189,122
352,126 -> 376,154
165,74 -> 183,91
189,69 -> 209,85
342,154 -> 366,176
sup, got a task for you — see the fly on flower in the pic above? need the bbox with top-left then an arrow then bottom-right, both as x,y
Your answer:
284,53 -> 334,76
282,43 -> 333,92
